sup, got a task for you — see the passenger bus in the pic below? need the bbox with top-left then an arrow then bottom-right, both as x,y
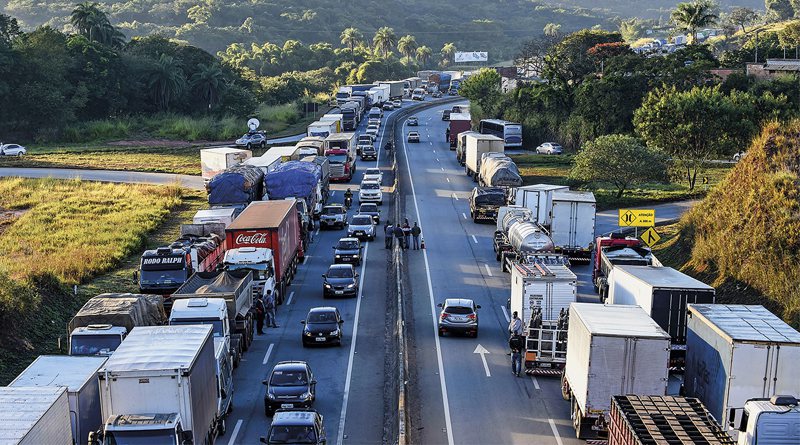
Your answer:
478,119 -> 523,148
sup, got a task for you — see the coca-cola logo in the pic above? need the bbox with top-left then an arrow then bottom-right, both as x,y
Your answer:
235,232 -> 268,245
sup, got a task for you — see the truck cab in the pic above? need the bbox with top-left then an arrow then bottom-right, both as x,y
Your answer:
92,413 -> 190,445
592,234 -> 656,302
136,247 -> 190,294
735,395 -> 800,445
223,247 -> 276,299
69,324 -> 127,356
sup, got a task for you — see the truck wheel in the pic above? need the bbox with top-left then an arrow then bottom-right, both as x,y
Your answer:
218,418 -> 226,436
561,371 -> 570,400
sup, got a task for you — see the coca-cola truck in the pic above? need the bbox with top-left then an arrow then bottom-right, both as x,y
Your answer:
225,201 -> 302,304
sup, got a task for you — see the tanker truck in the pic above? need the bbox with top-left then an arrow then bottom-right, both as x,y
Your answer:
494,206 -> 555,272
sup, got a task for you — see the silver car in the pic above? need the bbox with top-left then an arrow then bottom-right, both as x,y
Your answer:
0,144 -> 26,156
347,214 -> 376,241
535,142 -> 563,155
437,298 -> 481,337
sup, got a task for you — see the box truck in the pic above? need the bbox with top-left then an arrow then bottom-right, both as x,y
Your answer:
684,304 -> 800,428
296,136 -> 326,157
448,113 -> 471,149
593,234 -> 661,302
10,355 -> 107,444
307,121 -> 337,139
193,207 -> 238,228
200,147 -> 252,183
0,387 -> 72,445
513,184 -> 569,226
549,189 -> 596,260
563,303 -> 671,439
319,114 -> 343,133
464,133 -> 504,179
378,81 -> 404,100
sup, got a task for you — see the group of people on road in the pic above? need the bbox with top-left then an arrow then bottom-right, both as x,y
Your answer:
254,291 -> 279,335
383,219 -> 422,250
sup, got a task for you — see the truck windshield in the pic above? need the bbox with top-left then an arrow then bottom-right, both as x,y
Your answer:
71,334 -> 122,356
105,429 -> 176,445
327,155 -> 347,164
268,425 -> 317,444
139,269 -> 186,284
170,319 -> 224,337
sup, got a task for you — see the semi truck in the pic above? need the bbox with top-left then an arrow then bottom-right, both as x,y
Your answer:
684,304 -> 800,429
340,104 -> 359,131
200,147 -> 252,184
592,234 -> 659,302
733,396 -> 800,445
562,303 -> 671,439
403,77 -> 423,91
468,186 -> 506,223
301,155 -> 330,202
206,163 -> 264,209
67,293 -> 167,357
464,133 -> 504,179
297,136 -> 326,156
509,255 -> 576,375
448,113 -> 471,149
608,265 -> 715,367
318,114 -> 342,133
0,387 -> 72,445
10,356 -> 107,444
549,189 -> 596,260
325,132 -> 357,182
428,72 -> 452,92
92,325 -> 220,445
456,131 -> 480,165
494,206 -> 555,271
264,161 -> 324,220
513,184 -> 569,226
225,200 -> 302,304
307,120 -> 337,138
369,84 -> 390,105
193,208 -> 237,228
378,81 -> 404,100
478,154 -> 522,187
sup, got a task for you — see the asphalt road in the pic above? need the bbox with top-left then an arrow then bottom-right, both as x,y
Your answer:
0,167 -> 205,190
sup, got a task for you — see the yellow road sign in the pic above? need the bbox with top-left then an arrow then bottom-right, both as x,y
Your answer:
618,209 -> 655,227
640,227 -> 661,247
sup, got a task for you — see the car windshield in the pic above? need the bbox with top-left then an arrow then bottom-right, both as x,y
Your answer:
365,169 -> 380,176
360,204 -> 377,212
336,240 -> 359,250
351,216 -> 372,225
270,369 -> 308,386
323,207 -> 343,215
308,311 -> 337,323
445,306 -> 473,315
327,154 -> 347,164
361,183 -> 379,190
327,267 -> 353,278
268,425 -> 317,444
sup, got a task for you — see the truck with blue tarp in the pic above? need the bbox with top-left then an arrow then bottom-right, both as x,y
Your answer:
206,163 -> 264,210
263,161 -> 324,220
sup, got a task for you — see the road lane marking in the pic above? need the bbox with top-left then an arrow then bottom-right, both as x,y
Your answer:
452,193 -> 458,201
401,125 -> 455,445
441,167 -> 444,172
227,419 -> 243,445
286,291 -> 295,305
484,264 -> 493,277
315,228 -> 320,236
473,344 -> 491,377
548,418 -> 564,445
436,157 -> 440,162
336,242 -> 369,445
446,177 -> 450,183
501,306 -> 510,323
262,343 -> 274,365
471,235 -> 478,244
531,376 -> 540,390
462,212 -> 467,220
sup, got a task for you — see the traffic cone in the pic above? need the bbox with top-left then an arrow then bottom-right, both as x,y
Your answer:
420,237 -> 426,249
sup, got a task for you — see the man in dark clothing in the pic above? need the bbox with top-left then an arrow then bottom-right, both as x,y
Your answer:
393,225 -> 405,249
411,222 -> 421,250
254,295 -> 266,335
384,222 -> 394,249
402,220 -> 411,250
509,334 -> 523,376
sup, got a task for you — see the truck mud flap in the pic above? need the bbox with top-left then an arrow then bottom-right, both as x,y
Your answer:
524,367 -> 564,377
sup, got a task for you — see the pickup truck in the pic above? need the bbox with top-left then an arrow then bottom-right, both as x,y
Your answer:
320,205 -> 347,229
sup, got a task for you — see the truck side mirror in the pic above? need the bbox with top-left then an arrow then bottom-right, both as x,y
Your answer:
262,379 -> 268,385
476,305 -> 482,309
338,319 -> 344,324
301,320 -> 306,324
437,303 -> 443,308
88,431 -> 99,445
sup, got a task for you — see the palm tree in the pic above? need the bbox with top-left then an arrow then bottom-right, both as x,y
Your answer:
191,63 -> 226,112
71,2 -> 103,38
440,42 -> 456,66
397,35 -> 418,63
671,0 -> 718,44
372,27 -> 397,57
340,27 -> 363,51
416,45 -> 432,66
145,54 -> 186,111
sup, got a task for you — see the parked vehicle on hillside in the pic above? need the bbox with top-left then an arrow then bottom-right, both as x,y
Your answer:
535,142 -> 563,155
263,361 -> 316,415
0,143 -> 27,156
437,298 -> 481,337
235,131 -> 267,149
301,307 -> 344,347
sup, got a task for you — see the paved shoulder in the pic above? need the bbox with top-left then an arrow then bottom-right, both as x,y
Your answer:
0,167 -> 204,190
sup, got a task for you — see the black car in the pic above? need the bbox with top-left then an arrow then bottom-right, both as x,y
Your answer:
360,145 -> 377,161
442,110 -> 451,121
260,409 -> 327,445
322,264 -> 359,298
358,203 -> 380,224
263,361 -> 316,416
333,237 -> 362,265
301,307 -> 344,347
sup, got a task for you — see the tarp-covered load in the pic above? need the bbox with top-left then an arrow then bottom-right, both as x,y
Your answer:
264,161 -> 322,204
197,271 -> 243,294
68,293 -> 166,333
301,156 -> 330,188
206,163 -> 264,206
480,155 -> 523,187
472,187 -> 507,206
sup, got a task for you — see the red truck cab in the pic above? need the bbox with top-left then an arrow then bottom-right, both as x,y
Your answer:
593,233 -> 655,302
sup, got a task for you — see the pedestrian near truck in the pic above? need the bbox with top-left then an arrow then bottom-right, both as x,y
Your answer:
265,291 -> 278,328
402,220 -> 411,250
508,311 -> 523,337
384,222 -> 394,249
254,295 -> 266,335
393,225 -> 405,249
411,222 -> 421,250
509,334 -> 523,377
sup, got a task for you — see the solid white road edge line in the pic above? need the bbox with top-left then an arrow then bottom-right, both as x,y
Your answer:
484,264 -> 493,277
286,291 -> 295,305
262,343 -> 274,365
401,116 -> 456,445
226,419 -> 243,445
336,232 -> 369,445
548,418 -> 564,445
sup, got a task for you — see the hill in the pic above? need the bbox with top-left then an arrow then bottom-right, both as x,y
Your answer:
655,120 -> 800,328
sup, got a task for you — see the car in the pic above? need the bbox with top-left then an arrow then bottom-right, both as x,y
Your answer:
407,131 -> 420,143
260,409 -> 327,445
382,103 -> 394,111
367,118 -> 381,128
235,131 -> 267,149
358,134 -> 373,146
363,167 -> 383,184
333,237 -> 362,265
358,180 -> 382,205
407,116 -> 419,126
322,264 -> 359,298
319,205 -> 346,229
347,214 -> 376,241
357,203 -> 381,224
301,307 -> 344,347
733,150 -> 747,161
437,298 -> 481,337
360,144 -> 377,161
366,124 -> 379,140
448,89 -> 459,96
411,89 -> 425,101
0,144 -> 26,156
432,91 -> 443,98
262,361 -> 316,416
535,142 -> 563,155
442,110 -> 451,121
392,99 -> 402,108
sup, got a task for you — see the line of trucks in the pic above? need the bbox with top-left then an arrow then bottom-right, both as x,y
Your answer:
335,81 -> 402,131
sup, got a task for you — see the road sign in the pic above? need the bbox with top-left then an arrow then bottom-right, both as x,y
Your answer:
618,209 -> 655,227
640,227 -> 661,247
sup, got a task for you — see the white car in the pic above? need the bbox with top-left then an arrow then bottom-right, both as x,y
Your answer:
358,180 -> 383,205
366,124 -> 379,140
535,142 -> 563,155
392,100 -> 402,108
0,144 -> 27,156
733,151 -> 747,162
363,168 -> 383,185
368,118 -> 381,128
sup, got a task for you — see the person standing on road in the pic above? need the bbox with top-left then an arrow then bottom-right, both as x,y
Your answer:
264,291 -> 278,328
411,222 -> 421,250
509,334 -> 523,377
508,311 -> 523,337
402,220 -> 411,250
254,295 -> 266,335
384,221 -> 394,249
393,224 -> 405,249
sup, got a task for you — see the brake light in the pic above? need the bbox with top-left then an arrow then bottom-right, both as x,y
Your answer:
440,313 -> 448,320
467,314 -> 476,320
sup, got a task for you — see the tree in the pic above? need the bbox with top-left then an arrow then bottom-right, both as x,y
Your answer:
458,68 -> 501,113
543,23 -> 562,39
515,35 -> 560,78
397,35 -> 418,63
440,42 -> 456,66
70,2 -> 124,47
372,27 -> 397,57
634,86 -> 755,190
618,18 -> 645,42
778,21 -> 800,58
569,134 -> 669,198
340,27 -> 362,51
191,63 -> 226,111
765,0 -> 794,20
727,7 -> 759,34
543,30 -> 623,88
0,14 -> 21,44
671,0 -> 718,44
144,53 -> 186,111
416,45 -> 432,66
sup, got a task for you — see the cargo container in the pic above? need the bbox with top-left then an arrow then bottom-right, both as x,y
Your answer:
608,395 -> 734,445
563,303 -> 671,439
478,154 -> 522,187
464,133 -> 504,179
267,145 -> 302,162
206,163 -> 264,208
0,387 -> 72,445
193,207 -> 238,228
513,184 -> 569,226
200,147 -> 252,183
448,113 -> 471,149
378,81 -> 404,100
307,121 -> 337,139
684,304 -> 800,428
550,189 -> 596,260
10,355 -> 107,444
296,136 -> 326,157
318,115 -> 343,133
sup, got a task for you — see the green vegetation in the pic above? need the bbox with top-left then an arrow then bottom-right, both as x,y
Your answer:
653,120 -> 800,328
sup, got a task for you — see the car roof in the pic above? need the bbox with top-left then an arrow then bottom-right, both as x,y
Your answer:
338,237 -> 359,242
444,298 -> 475,308
328,263 -> 354,270
361,179 -> 380,185
271,410 -> 320,426
365,168 -> 380,172
408,131 -> 419,134
273,361 -> 310,372
308,306 -> 338,314
324,204 -> 344,209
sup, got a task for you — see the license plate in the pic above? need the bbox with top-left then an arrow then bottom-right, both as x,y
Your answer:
452,316 -> 465,322
281,403 -> 293,408
315,337 -> 326,342
539,363 -> 552,368
335,291 -> 344,295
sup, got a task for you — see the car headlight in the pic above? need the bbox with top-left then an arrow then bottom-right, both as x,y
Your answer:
268,393 -> 276,400
346,283 -> 355,289
301,392 -> 313,401
304,331 -> 314,337
324,283 -> 331,289
329,330 -> 339,336
335,255 -> 341,258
